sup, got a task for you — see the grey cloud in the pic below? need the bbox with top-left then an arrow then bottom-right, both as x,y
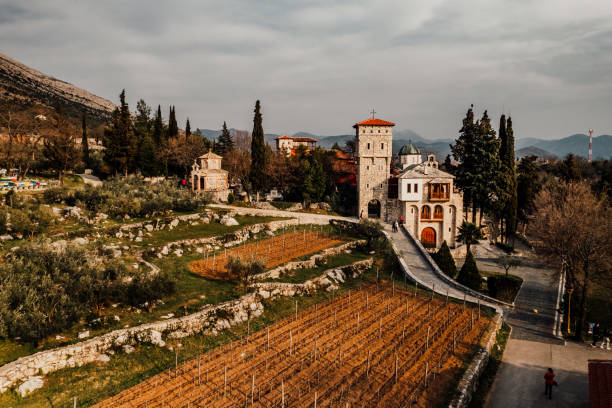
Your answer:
1,0 -> 611,139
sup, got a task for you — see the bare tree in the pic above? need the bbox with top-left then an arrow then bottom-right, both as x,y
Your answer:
158,134 -> 207,178
495,255 -> 522,277
0,103 -> 49,178
531,181 -> 611,340
223,149 -> 251,193
44,104 -> 78,184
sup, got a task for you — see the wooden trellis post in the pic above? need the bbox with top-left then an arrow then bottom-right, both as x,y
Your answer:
73,396 -> 77,408
394,353 -> 398,383
453,330 -> 456,354
426,326 -> 430,350
267,327 -> 270,350
290,330 -> 293,355
224,364 -> 227,396
367,350 -> 371,377
281,380 -> 285,408
251,373 -> 255,405
425,361 -> 429,388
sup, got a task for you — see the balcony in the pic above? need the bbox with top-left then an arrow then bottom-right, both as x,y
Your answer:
429,183 -> 450,202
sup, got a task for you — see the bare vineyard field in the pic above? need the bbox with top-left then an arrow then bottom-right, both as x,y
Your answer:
95,283 -> 491,408
189,230 -> 345,280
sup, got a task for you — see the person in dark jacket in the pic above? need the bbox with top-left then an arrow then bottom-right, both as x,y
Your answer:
544,368 -> 555,400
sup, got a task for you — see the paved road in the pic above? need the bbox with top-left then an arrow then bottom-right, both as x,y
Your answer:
484,255 -> 610,407
384,225 -> 503,310
209,204 -> 356,225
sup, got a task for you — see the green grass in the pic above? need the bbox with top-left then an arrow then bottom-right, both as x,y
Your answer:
468,323 -> 511,408
0,340 -> 35,366
264,251 -> 370,283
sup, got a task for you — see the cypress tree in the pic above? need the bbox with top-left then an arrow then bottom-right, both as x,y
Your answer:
168,106 -> 178,139
503,117 -> 518,244
81,112 -> 90,169
517,155 -> 541,229
457,250 -> 481,290
433,241 -> 457,278
185,118 -> 191,139
249,100 -> 267,199
217,121 -> 234,155
152,105 -> 163,146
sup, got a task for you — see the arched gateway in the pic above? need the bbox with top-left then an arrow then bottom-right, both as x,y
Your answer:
420,227 -> 436,248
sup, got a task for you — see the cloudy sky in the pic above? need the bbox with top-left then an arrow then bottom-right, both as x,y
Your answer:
1,0 -> 611,139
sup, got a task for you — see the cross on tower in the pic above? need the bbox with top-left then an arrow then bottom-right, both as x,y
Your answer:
370,108 -> 376,118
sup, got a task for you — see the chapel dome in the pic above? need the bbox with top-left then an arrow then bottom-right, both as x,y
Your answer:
399,141 -> 421,156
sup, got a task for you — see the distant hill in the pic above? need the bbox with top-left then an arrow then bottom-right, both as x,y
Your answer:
0,53 -> 115,125
515,146 -> 557,161
516,134 -> 612,160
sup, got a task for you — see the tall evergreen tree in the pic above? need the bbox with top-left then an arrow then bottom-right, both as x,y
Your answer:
216,121 -> 234,155
451,106 -> 478,220
81,112 -> 89,169
517,155 -> 541,229
474,110 -> 500,225
502,117 -> 518,244
103,89 -> 136,175
185,118 -> 191,139
168,106 -> 178,139
249,100 -> 267,199
152,105 -> 163,146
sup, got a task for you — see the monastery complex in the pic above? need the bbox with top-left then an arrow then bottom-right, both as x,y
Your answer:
355,117 -> 463,248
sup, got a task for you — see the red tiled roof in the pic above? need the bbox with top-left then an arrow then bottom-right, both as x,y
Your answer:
353,118 -> 395,127
275,135 -> 292,140
589,359 -> 612,408
292,137 -> 318,143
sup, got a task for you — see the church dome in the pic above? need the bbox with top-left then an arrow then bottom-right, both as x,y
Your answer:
399,141 -> 420,156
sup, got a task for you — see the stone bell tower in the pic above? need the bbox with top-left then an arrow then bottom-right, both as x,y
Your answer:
354,115 -> 395,220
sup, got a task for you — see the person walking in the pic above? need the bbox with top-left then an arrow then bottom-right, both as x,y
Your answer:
593,323 -> 601,347
392,220 -> 398,233
600,327 -> 610,350
544,368 -> 555,400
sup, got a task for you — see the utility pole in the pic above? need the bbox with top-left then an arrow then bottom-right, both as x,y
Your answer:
588,129 -> 593,163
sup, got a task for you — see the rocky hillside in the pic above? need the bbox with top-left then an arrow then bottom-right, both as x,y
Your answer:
0,53 -> 115,124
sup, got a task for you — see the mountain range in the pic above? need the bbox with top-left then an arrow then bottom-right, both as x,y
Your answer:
0,53 -> 115,125
2,53 -> 610,160
198,128 -> 612,160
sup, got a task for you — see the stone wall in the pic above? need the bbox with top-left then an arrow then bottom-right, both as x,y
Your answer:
253,240 -> 365,280
448,313 -> 504,408
251,258 -> 373,297
0,294 -> 264,394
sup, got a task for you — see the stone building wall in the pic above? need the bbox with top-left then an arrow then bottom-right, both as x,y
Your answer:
356,125 -> 393,221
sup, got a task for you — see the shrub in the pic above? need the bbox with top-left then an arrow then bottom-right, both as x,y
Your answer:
42,186 -> 72,204
226,255 -> 265,288
0,244 -> 177,343
457,250 -> 481,290
433,241 -> 457,278
354,219 -> 385,250
227,192 -> 235,204
0,207 -> 7,234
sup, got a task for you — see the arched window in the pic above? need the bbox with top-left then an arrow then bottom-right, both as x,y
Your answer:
434,205 -> 443,219
421,205 -> 431,220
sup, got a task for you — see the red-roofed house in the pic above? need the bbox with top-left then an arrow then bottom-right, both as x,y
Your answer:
275,135 -> 318,156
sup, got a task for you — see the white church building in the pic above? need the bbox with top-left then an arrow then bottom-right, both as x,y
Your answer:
355,117 -> 463,248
